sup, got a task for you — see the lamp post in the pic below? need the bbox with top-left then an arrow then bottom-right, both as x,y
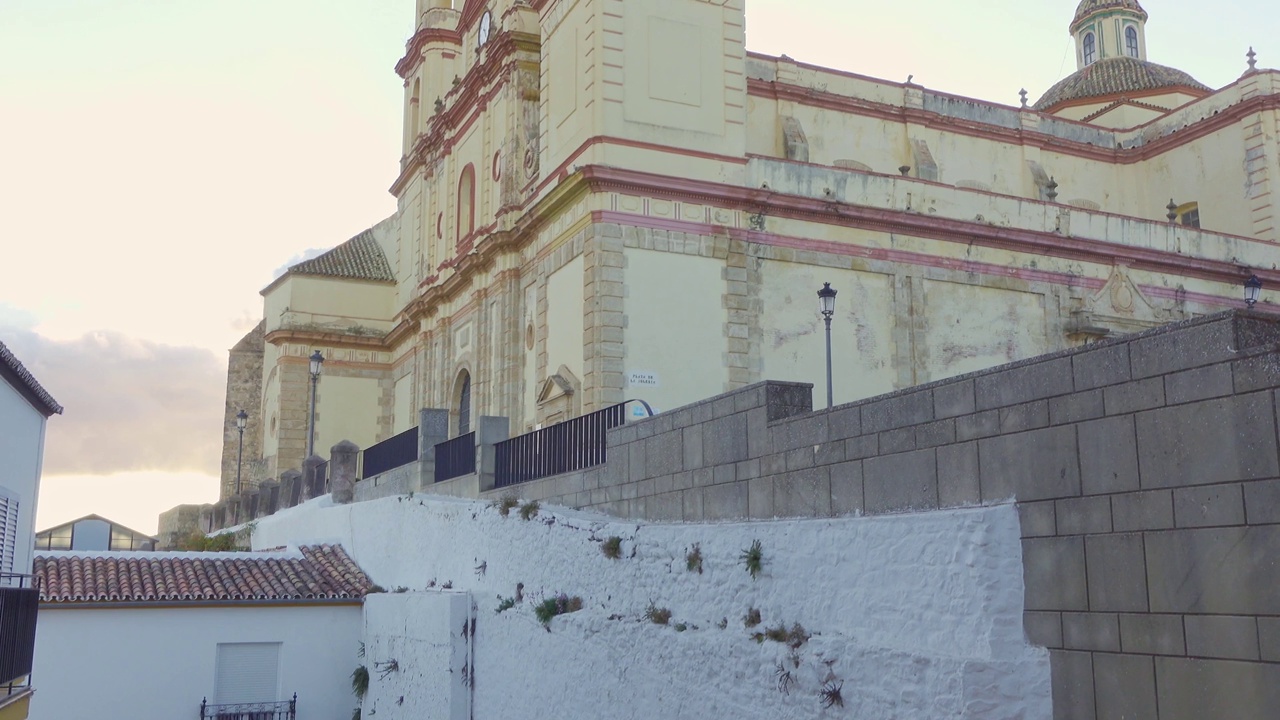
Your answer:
1245,275 -> 1263,308
307,350 -> 325,457
234,409 -> 248,495
817,282 -> 837,409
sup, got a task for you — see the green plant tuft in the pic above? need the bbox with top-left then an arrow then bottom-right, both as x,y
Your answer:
740,539 -> 764,579
762,622 -> 809,649
351,665 -> 369,699
519,500 -> 540,520
601,536 -> 623,559
743,607 -> 762,628
644,602 -> 672,625
686,543 -> 703,574
674,623 -> 688,632
534,593 -> 583,626
495,596 -> 516,613
493,495 -> 519,517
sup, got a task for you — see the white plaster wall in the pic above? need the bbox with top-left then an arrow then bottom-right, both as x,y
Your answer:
362,592 -> 472,720
254,496 -> 1051,719
30,604 -> 362,720
623,248 -> 726,412
0,379 -> 46,576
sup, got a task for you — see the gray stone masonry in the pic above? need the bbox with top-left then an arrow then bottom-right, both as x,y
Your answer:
463,310 -> 1280,720
418,409 -> 449,490
302,455 -> 326,501
330,441 -> 359,504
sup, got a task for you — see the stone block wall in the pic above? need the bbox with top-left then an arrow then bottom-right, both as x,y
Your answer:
470,311 -> 1280,720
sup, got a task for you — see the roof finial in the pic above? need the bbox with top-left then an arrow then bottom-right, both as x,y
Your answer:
1167,199 -> 1179,223
1247,47 -> 1258,72
1019,89 -> 1029,108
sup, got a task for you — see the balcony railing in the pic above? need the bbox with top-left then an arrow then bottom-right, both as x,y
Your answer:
200,694 -> 296,720
494,403 -> 627,488
362,426 -> 418,479
435,431 -> 476,483
0,574 -> 39,691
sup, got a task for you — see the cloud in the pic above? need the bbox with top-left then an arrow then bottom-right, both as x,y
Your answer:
271,247 -> 330,281
1,330 -> 225,476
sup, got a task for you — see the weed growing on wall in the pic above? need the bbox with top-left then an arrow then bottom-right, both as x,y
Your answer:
350,666 -> 369,699
686,543 -> 703,573
534,594 -> 583,626
375,659 -> 400,680
820,680 -> 845,709
775,663 -> 795,695
756,622 -> 809,649
645,602 -> 673,625
743,607 -> 762,628
492,495 -> 519,517
740,539 -> 764,579
519,501 -> 540,520
495,596 -> 516,613
602,536 -> 623,559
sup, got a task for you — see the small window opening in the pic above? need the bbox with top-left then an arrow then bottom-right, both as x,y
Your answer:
1125,27 -> 1139,58
1084,33 -> 1097,65
1177,202 -> 1200,229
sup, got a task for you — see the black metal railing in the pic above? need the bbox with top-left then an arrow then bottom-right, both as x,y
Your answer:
435,431 -> 476,483
0,574 -> 39,690
494,403 -> 627,488
362,426 -> 419,479
200,694 -> 296,720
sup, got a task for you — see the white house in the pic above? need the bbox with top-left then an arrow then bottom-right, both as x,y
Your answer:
0,340 -> 61,720
31,544 -> 371,720
0,341 -> 62,582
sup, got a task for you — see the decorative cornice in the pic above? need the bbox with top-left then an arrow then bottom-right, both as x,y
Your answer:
395,28 -> 463,79
749,78 -> 1280,164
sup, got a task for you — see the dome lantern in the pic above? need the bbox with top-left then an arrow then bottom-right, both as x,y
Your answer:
1071,0 -> 1148,70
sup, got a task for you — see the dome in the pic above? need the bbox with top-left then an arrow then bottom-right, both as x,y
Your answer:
1034,56 -> 1210,111
1073,0 -> 1147,30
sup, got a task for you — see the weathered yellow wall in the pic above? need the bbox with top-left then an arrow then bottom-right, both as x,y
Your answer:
393,374 -> 414,434
622,249 -> 726,413
546,254 -> 585,386
919,280 -> 1048,382
759,262 -> 898,405
316,375 -> 382,457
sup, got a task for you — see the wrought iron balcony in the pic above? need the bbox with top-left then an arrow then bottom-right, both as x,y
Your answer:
0,573 -> 38,694
199,694 -> 296,720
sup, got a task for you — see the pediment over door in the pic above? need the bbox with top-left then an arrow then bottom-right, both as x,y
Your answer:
1067,264 -> 1183,341
537,366 -> 580,426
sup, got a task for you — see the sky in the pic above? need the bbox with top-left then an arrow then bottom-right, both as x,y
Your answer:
1,0 -> 1275,534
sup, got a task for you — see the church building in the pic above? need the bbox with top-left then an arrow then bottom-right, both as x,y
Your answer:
221,0 -> 1280,495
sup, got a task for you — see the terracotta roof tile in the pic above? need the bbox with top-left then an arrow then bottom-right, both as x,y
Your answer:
288,230 -> 394,283
1073,0 -> 1146,30
0,340 -> 63,417
1035,56 -> 1210,112
35,545 -> 372,604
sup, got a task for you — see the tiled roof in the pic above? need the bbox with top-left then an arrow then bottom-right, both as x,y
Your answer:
0,340 -> 63,417
35,545 -> 373,604
288,230 -> 394,283
1073,0 -> 1146,30
1035,57 -> 1210,112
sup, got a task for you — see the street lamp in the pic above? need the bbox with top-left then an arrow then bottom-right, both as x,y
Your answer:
234,409 -> 248,495
1245,275 -> 1263,308
817,282 -> 837,409
307,350 -> 325,457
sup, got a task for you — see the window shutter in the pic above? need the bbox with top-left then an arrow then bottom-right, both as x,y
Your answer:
0,489 -> 17,576
214,642 -> 281,704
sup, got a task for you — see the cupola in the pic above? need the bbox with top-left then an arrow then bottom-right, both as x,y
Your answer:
1072,0 -> 1148,69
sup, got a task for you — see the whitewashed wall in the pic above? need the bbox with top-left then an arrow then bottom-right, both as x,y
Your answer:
0,379 -> 48,577
255,495 -> 1052,719
30,604 -> 362,720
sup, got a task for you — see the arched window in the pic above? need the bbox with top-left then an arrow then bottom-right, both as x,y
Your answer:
408,78 -> 421,145
456,370 -> 472,435
1083,33 -> 1097,65
1125,27 -> 1139,58
457,164 -> 476,244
